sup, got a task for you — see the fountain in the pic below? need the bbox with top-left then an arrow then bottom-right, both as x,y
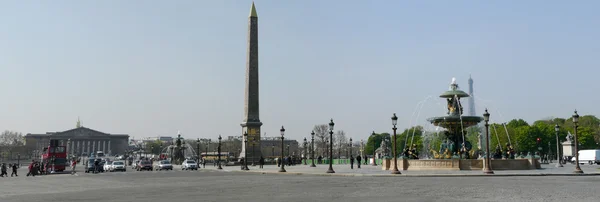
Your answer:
164,133 -> 198,165
380,77 -> 541,171
426,77 -> 483,159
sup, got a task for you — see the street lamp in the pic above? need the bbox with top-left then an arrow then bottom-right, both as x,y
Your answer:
349,138 -> 353,164
326,119 -> 335,173
573,110 -> 583,174
483,109 -> 494,174
217,135 -> 222,170
243,132 -> 249,171
310,131 -> 316,167
287,144 -> 290,157
271,145 -> 274,158
372,131 -> 377,166
555,124 -> 562,167
279,126 -> 286,172
251,137 -> 256,166
196,138 -> 200,163
303,137 -> 308,165
67,138 -> 71,159
391,113 -> 401,174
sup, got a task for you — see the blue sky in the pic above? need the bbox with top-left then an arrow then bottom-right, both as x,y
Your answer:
1,1 -> 598,141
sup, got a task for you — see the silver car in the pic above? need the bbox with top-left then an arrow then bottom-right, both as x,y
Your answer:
111,161 -> 126,172
155,160 -> 173,171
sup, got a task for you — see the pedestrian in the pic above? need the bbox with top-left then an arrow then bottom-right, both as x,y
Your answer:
350,155 -> 354,169
202,158 -> 206,168
11,163 -> 18,177
0,163 -> 7,177
356,155 -> 361,169
259,156 -> 264,169
26,160 -> 35,177
71,159 -> 77,175
94,159 -> 100,174
276,157 -> 280,167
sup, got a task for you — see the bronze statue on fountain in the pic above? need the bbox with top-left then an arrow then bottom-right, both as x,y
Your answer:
427,78 -> 483,159
172,134 -> 187,164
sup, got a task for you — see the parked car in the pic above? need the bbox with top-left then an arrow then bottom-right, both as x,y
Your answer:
110,161 -> 126,172
137,161 -> 153,171
155,160 -> 173,171
182,160 -> 197,170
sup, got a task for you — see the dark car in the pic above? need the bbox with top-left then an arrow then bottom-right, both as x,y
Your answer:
85,158 -> 96,173
137,161 -> 153,171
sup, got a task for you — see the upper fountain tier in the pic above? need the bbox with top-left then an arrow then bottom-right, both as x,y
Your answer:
427,77 -> 483,129
439,77 -> 470,98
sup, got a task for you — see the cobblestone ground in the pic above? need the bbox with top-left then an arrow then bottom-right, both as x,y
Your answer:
0,163 -> 598,202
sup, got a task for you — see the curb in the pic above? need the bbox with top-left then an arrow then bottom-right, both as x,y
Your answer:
223,169 -> 600,177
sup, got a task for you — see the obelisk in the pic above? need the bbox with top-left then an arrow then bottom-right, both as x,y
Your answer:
240,2 -> 263,163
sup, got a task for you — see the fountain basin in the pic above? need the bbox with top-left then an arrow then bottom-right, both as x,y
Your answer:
381,158 -> 540,171
427,116 -> 483,129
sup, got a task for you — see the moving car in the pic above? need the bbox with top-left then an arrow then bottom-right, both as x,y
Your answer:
136,161 -> 153,171
103,161 -> 113,172
155,160 -> 173,171
110,161 -> 126,172
182,160 -> 198,170
85,158 -> 97,173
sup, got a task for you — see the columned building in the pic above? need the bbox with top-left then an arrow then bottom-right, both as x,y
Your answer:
25,127 -> 129,156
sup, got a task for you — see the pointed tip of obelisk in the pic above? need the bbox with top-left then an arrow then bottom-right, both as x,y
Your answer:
250,2 -> 258,17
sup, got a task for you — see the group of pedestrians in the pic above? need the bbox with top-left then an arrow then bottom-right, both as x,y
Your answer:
0,163 -> 18,177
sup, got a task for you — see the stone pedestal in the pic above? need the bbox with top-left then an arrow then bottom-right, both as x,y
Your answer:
562,140 -> 575,158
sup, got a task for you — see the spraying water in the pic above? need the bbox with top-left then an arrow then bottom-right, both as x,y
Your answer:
405,96 -> 433,150
492,123 -> 501,149
456,95 -> 466,144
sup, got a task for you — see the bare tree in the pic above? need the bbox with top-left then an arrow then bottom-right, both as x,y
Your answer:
335,130 -> 347,158
0,131 -> 24,146
312,124 -> 328,157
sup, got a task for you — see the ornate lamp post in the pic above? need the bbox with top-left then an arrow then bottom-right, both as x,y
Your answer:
573,110 -> 583,174
243,132 -> 249,171
349,138 -> 353,162
326,119 -> 335,173
196,138 -> 200,163
67,139 -> 71,159
310,131 -> 316,167
279,126 -> 286,172
391,113 -> 401,174
303,138 -> 308,165
555,124 -> 563,167
483,109 -> 494,174
251,137 -> 256,166
372,131 -> 377,166
217,135 -> 222,170
287,144 -> 290,157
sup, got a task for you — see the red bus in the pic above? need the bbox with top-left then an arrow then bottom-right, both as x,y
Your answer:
41,145 -> 68,172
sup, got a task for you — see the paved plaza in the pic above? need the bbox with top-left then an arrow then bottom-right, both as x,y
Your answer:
1,163 -> 599,202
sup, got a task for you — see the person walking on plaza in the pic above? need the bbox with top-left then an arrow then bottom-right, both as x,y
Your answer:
93,159 -> 100,174
356,155 -> 361,169
350,155 -> 354,169
258,156 -> 264,169
26,160 -> 35,177
202,158 -> 206,168
11,163 -> 18,177
1,163 -> 7,177
71,158 -> 77,175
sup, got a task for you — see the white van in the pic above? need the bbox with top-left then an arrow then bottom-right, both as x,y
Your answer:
97,151 -> 105,158
577,150 -> 600,165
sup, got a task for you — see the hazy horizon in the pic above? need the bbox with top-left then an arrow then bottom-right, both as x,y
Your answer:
1,1 -> 598,141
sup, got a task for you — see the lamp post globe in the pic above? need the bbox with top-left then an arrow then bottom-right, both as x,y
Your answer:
243,132 -> 249,171
391,113 -> 401,174
555,124 -> 563,167
310,131 -> 316,167
279,126 -> 286,172
573,110 -> 583,173
483,109 -> 494,174
326,119 -> 335,173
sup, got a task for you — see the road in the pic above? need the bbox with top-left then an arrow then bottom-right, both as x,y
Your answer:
1,164 -> 599,202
